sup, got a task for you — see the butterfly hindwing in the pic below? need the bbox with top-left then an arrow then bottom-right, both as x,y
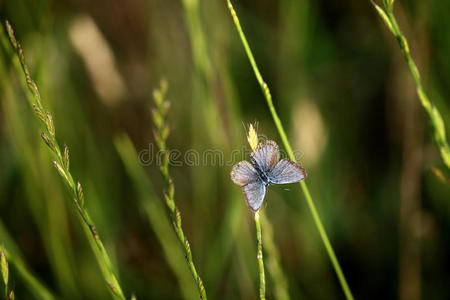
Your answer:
243,181 -> 266,211
268,158 -> 306,184
250,140 -> 280,172
230,161 -> 259,186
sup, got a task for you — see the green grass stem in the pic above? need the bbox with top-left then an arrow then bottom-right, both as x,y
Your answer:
226,2 -> 355,300
0,36 -> 80,298
151,81 -> 207,300
0,222 -> 56,300
254,212 -> 266,300
248,125 -> 289,299
114,135 -> 198,300
3,21 -> 125,300
1,245 -> 11,299
260,212 -> 290,300
372,0 -> 450,170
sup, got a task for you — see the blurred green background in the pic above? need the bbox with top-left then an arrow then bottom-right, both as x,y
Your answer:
1,0 -> 450,299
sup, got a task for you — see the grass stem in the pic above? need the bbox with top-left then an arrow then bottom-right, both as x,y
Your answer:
260,212 -> 290,300
226,2 -> 354,300
115,135 -> 198,299
372,0 -> 450,170
0,222 -> 56,300
3,21 -> 125,300
151,81 -> 207,300
254,212 -> 266,300
248,125 -> 285,299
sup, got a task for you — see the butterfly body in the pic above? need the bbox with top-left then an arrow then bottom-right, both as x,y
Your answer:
250,158 -> 270,186
231,140 -> 307,211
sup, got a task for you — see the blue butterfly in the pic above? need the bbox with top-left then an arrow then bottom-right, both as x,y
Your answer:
231,140 -> 307,211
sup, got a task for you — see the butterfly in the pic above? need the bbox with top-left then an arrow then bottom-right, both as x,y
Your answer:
231,140 -> 307,211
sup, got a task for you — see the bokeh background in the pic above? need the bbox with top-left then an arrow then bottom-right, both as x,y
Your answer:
1,0 -> 450,299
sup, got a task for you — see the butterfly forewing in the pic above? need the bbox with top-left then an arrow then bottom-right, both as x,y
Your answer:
250,140 -> 280,172
243,181 -> 266,211
268,158 -> 306,184
230,161 -> 259,186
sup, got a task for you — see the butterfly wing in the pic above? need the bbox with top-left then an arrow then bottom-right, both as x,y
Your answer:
250,140 -> 280,172
243,181 -> 266,211
231,161 -> 259,186
268,158 -> 306,184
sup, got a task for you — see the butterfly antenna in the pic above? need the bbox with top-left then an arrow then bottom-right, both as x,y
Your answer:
253,120 -> 259,132
242,121 -> 248,133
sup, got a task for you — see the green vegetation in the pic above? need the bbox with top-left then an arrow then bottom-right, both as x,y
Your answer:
1,0 -> 450,299
373,0 -> 450,171
4,21 -> 125,299
227,2 -> 354,299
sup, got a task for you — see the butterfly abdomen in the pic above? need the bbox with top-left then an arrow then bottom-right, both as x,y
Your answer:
251,159 -> 270,185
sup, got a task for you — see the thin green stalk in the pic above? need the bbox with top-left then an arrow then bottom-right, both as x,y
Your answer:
254,212 -> 266,300
0,222 -> 56,300
1,37 -> 80,298
0,248 -> 7,297
226,2 -> 355,300
372,0 -> 450,170
180,2 -> 267,297
0,246 -> 13,300
151,81 -> 207,300
114,135 -> 198,300
260,212 -> 290,300
3,21 -> 125,300
248,125 -> 289,299
3,251 -> 52,300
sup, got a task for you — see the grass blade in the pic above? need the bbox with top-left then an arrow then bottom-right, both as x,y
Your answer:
260,212 -> 290,300
0,222 -> 56,300
151,81 -> 207,300
2,21 -> 125,300
254,212 -> 266,300
114,134 -> 198,300
372,0 -> 450,170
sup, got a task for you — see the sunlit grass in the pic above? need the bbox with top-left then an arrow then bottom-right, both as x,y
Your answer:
3,21 -> 125,299
373,0 -> 450,171
151,81 -> 207,299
